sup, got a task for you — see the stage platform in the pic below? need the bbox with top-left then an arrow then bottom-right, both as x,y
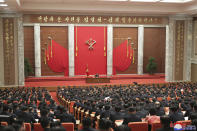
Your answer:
25,74 -> 166,88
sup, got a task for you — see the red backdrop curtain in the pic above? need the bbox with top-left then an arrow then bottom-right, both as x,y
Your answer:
75,26 -> 107,75
46,40 -> 68,76
113,40 -> 132,75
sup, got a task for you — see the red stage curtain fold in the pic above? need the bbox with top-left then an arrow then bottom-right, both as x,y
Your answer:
46,40 -> 68,76
113,40 -> 132,75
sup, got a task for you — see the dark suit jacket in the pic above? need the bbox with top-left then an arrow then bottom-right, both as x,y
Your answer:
156,127 -> 174,131
60,113 -> 76,124
110,112 -> 124,122
100,110 -> 111,119
123,113 -> 141,125
169,112 -> 184,123
79,127 -> 98,131
18,112 -> 35,123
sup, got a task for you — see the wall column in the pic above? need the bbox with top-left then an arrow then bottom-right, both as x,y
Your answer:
107,25 -> 113,76
68,24 -> 75,77
0,17 -> 4,86
184,18 -> 193,81
138,25 -> 144,75
165,25 -> 171,82
17,16 -> 25,85
166,18 -> 176,82
34,24 -> 41,77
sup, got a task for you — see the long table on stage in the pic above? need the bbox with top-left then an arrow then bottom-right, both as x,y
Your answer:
86,77 -> 110,83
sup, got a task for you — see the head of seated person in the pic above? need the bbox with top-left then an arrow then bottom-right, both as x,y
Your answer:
99,118 -> 112,131
105,106 -> 110,111
191,119 -> 197,128
40,117 -> 50,129
190,113 -> 197,121
82,117 -> 92,129
114,125 -> 131,131
149,108 -> 157,116
115,106 -> 121,113
160,115 -> 171,127
129,107 -> 137,114
50,121 -> 61,128
40,108 -> 49,117
170,105 -> 179,113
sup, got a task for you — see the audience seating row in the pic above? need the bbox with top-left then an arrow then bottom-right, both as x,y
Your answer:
56,91 -> 192,131
1,122 -> 74,131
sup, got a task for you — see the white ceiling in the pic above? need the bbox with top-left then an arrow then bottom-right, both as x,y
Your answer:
0,0 -> 197,16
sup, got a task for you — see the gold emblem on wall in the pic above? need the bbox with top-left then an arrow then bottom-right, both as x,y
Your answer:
85,38 -> 96,50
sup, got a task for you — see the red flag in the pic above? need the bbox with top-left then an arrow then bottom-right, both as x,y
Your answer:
46,40 -> 68,76
113,40 -> 131,75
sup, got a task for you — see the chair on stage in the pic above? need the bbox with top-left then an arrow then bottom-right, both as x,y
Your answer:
128,122 -> 148,131
151,121 -> 162,131
24,123 -> 31,131
34,123 -> 43,131
1,122 -> 8,126
61,123 -> 74,131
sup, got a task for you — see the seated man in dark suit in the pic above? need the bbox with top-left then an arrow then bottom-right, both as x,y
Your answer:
59,108 -> 76,124
169,105 -> 184,123
110,106 -> 124,123
18,106 -> 35,123
156,115 -> 174,131
79,117 -> 97,131
100,105 -> 111,119
123,107 -> 141,125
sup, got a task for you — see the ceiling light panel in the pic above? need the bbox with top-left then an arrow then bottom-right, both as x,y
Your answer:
0,4 -> 8,6
130,0 -> 160,2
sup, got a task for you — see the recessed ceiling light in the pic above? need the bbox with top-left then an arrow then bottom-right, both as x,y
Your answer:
130,0 -> 193,2
130,0 -> 160,2
0,4 -> 8,6
159,0 -> 193,3
99,0 -> 128,1
0,0 -> 5,2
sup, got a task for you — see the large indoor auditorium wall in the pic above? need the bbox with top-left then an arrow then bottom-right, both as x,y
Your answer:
75,26 -> 107,75
191,64 -> 197,82
24,27 -> 35,76
143,27 -> 166,73
3,18 -> 16,85
174,21 -> 185,81
113,27 -> 138,74
40,27 -> 68,76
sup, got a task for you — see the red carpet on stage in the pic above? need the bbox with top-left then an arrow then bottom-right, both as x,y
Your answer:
25,74 -> 166,87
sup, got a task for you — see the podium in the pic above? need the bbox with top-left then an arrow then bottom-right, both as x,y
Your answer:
85,77 -> 110,83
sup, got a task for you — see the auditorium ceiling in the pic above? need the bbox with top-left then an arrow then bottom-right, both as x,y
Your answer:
0,0 -> 197,16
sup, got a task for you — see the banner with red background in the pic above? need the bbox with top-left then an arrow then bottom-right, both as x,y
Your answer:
75,26 -> 107,75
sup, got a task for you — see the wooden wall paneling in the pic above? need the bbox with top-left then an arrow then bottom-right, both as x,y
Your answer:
24,27 -> 35,76
143,27 -> 166,73
40,26 -> 68,76
113,27 -> 138,74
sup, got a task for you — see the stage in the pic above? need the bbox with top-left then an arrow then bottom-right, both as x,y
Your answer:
25,74 -> 166,88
